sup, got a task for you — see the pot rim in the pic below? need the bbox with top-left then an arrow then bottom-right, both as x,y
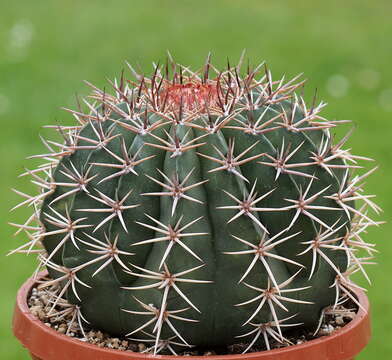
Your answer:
13,271 -> 371,360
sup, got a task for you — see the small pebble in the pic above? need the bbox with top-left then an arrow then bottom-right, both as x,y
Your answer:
319,324 -> 335,335
335,316 -> 344,325
57,324 -> 66,334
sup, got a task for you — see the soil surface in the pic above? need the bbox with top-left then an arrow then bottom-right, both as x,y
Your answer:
28,284 -> 357,355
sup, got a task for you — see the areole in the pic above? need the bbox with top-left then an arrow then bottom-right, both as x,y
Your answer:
13,272 -> 371,360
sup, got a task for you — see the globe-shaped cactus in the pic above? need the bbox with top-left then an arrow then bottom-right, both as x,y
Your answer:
11,55 -> 381,354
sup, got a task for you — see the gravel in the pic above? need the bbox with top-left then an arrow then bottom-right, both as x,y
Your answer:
28,284 -> 357,355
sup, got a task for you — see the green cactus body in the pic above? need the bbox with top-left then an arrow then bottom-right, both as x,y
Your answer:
12,58 -> 380,354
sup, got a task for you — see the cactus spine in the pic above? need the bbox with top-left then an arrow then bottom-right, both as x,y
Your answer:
10,55 -> 381,354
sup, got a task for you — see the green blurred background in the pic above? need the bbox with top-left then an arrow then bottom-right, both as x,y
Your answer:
1,0 -> 391,358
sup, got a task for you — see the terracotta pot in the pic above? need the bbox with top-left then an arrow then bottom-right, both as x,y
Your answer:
13,272 -> 371,360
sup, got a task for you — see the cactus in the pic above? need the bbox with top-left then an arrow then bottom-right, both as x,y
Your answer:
10,54 -> 381,354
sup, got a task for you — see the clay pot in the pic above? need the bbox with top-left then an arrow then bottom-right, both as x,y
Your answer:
13,272 -> 371,360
